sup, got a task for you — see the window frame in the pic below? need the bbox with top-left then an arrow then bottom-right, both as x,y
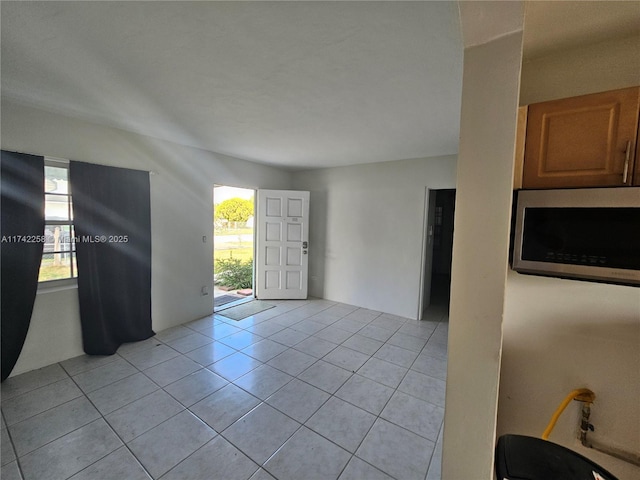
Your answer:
39,157 -> 77,288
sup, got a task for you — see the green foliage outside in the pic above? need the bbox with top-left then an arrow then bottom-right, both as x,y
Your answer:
213,227 -> 253,236
214,197 -> 253,228
38,256 -> 76,282
215,247 -> 253,262
39,265 -> 72,282
215,256 -> 253,289
213,197 -> 254,288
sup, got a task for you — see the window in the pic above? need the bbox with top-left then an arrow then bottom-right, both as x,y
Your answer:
40,160 -> 76,283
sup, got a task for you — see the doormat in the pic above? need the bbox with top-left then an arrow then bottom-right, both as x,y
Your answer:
214,295 -> 241,307
218,300 -> 275,321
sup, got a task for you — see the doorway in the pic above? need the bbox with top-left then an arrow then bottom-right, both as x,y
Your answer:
420,189 -> 456,318
429,189 -> 456,307
213,185 -> 256,311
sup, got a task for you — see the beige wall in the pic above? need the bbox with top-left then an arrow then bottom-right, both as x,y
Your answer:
500,272 -> 640,478
3,99 -> 291,376
442,30 -> 524,479
498,32 -> 640,478
520,33 -> 640,105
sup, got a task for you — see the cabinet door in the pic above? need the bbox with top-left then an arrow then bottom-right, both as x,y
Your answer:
634,120 -> 640,186
523,86 -> 639,189
513,106 -> 527,189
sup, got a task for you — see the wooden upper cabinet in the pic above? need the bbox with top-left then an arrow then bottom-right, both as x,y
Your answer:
635,119 -> 640,186
522,86 -> 640,189
513,106 -> 527,189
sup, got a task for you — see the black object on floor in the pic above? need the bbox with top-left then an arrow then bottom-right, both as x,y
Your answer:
495,434 -> 618,480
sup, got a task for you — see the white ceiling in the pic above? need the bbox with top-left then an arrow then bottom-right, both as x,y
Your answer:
1,1 -> 463,170
1,2 -> 638,171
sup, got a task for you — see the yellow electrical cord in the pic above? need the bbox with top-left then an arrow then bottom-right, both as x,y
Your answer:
542,388 -> 596,440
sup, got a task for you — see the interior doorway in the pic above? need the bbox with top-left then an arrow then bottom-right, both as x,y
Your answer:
420,188 -> 456,318
429,189 -> 456,307
213,185 -> 256,311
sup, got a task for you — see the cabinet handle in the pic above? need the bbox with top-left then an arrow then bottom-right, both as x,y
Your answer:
622,140 -> 631,184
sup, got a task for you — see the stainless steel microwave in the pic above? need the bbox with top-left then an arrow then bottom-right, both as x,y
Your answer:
512,187 -> 640,286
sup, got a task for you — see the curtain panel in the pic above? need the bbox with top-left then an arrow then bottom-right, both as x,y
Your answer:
70,161 -> 154,354
1,151 -> 45,381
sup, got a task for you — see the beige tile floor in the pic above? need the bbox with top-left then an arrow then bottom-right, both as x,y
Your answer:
1,298 -> 448,480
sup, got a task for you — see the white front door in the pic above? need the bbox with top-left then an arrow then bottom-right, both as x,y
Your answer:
256,190 -> 310,300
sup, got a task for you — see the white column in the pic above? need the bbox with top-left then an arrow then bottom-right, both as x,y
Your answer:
442,4 -> 524,477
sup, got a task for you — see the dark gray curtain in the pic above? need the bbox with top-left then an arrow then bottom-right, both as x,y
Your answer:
1,151 -> 45,381
70,161 -> 154,354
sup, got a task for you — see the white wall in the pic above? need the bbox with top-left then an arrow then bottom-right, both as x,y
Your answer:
292,155 -> 457,319
499,272 -> 640,478
441,30 -> 523,479
2,99 -> 291,376
498,32 -> 640,478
